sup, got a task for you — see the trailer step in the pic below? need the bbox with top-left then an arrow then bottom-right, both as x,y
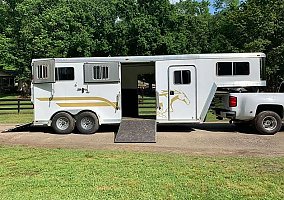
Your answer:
2,123 -> 33,133
115,118 -> 156,143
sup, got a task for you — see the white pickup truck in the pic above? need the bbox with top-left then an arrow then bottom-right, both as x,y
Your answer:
213,84 -> 284,135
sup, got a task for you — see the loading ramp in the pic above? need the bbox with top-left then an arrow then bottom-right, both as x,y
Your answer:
115,118 -> 156,143
2,123 -> 33,133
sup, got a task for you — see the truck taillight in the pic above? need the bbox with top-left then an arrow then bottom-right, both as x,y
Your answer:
229,96 -> 237,107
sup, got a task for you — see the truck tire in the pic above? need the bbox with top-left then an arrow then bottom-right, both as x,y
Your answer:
254,111 -> 282,135
51,112 -> 75,134
75,112 -> 99,134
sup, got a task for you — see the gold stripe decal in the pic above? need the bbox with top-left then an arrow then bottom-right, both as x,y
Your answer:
37,97 -> 116,108
57,102 -> 116,108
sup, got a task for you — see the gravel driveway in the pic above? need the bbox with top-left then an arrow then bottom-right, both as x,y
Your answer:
0,123 -> 283,156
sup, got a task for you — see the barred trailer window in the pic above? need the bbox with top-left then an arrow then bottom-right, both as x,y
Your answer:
37,65 -> 48,79
93,66 -> 109,80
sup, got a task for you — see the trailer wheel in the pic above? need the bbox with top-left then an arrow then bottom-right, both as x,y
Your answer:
76,112 -> 99,134
254,111 -> 282,135
51,112 -> 75,134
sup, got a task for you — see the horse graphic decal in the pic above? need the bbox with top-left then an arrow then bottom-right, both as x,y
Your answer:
157,90 -> 190,118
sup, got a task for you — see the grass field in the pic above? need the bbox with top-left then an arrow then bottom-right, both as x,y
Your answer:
0,146 -> 283,200
0,113 -> 33,124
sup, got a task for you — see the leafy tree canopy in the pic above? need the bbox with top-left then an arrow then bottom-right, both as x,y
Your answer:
0,0 -> 283,89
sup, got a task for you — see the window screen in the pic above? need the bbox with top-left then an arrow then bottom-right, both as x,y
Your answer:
55,67 -> 74,81
174,70 -> 191,84
216,62 -> 232,76
233,62 -> 250,75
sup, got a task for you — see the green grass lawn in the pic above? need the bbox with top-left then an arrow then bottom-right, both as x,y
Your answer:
0,113 -> 33,124
0,146 -> 283,200
0,93 -> 21,99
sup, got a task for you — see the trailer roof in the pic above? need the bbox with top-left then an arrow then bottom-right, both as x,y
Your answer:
32,53 -> 265,63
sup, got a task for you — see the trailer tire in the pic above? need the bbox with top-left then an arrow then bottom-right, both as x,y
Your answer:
76,112 -> 99,134
51,112 -> 75,134
254,111 -> 281,135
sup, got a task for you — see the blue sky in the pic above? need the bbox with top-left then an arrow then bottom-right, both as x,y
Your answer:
170,0 -> 215,13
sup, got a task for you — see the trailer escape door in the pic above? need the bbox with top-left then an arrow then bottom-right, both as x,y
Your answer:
168,66 -> 196,121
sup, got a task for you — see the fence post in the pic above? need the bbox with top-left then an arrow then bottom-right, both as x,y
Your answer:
18,99 -> 20,114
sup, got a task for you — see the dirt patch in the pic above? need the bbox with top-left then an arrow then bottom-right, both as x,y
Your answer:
0,123 -> 284,157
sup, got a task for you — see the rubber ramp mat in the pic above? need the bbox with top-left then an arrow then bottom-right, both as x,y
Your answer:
115,118 -> 156,143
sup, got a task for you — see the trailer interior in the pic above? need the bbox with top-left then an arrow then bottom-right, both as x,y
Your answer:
121,62 -> 156,119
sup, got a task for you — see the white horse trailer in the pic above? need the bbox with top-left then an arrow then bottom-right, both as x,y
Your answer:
31,53 -> 266,139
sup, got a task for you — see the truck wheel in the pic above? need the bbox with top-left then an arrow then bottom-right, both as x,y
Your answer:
254,111 -> 282,135
51,112 -> 75,134
75,112 -> 99,134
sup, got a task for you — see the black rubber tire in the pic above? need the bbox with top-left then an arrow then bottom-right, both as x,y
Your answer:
75,112 -> 99,134
51,112 -> 75,134
254,111 -> 282,135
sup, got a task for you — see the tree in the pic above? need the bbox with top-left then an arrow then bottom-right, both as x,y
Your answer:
213,0 -> 240,11
212,0 -> 284,90
0,0 -> 283,93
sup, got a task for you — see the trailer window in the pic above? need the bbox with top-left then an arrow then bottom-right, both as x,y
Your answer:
234,62 -> 250,75
33,59 -> 55,84
93,66 -> 109,80
174,70 -> 191,84
37,65 -> 48,79
55,67 -> 74,81
260,57 -> 266,80
217,62 -> 250,76
216,62 -> 232,76
84,62 -> 119,83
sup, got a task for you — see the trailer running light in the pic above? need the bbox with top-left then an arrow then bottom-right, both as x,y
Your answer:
229,96 -> 237,107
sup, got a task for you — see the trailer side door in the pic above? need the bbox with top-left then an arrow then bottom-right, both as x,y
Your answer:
168,66 -> 196,121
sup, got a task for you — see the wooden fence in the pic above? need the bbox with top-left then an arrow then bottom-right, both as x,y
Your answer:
0,98 -> 33,113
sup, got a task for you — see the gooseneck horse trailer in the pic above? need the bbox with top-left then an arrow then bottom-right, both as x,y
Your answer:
31,53 -> 266,142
